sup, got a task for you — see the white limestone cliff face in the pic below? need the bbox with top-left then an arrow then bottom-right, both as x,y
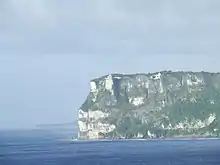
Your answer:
105,75 -> 114,94
129,97 -> 145,106
90,81 -> 98,102
78,109 -> 116,139
165,113 -> 216,131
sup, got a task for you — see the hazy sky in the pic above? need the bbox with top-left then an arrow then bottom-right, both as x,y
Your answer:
1,0 -> 220,129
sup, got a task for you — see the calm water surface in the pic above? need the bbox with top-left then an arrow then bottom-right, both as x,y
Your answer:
0,130 -> 220,165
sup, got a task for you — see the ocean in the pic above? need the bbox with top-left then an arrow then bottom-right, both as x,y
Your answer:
0,130 -> 220,165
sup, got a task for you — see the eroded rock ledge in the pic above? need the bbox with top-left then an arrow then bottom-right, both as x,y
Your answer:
77,71 -> 220,139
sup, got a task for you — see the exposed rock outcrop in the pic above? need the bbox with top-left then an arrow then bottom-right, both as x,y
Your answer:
77,71 -> 220,139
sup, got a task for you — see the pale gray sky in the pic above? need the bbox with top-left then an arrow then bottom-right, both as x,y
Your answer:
0,0 -> 220,129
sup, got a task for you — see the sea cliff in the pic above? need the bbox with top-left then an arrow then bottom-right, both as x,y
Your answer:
77,71 -> 220,139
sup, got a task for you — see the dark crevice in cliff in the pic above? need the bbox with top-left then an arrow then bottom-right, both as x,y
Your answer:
113,78 -> 121,102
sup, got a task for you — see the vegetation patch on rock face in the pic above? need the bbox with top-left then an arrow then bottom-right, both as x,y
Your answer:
77,71 -> 220,139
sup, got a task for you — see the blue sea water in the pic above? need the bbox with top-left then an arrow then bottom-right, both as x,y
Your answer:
0,130 -> 220,165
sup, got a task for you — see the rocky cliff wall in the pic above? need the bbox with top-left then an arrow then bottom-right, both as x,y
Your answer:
77,71 -> 220,139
